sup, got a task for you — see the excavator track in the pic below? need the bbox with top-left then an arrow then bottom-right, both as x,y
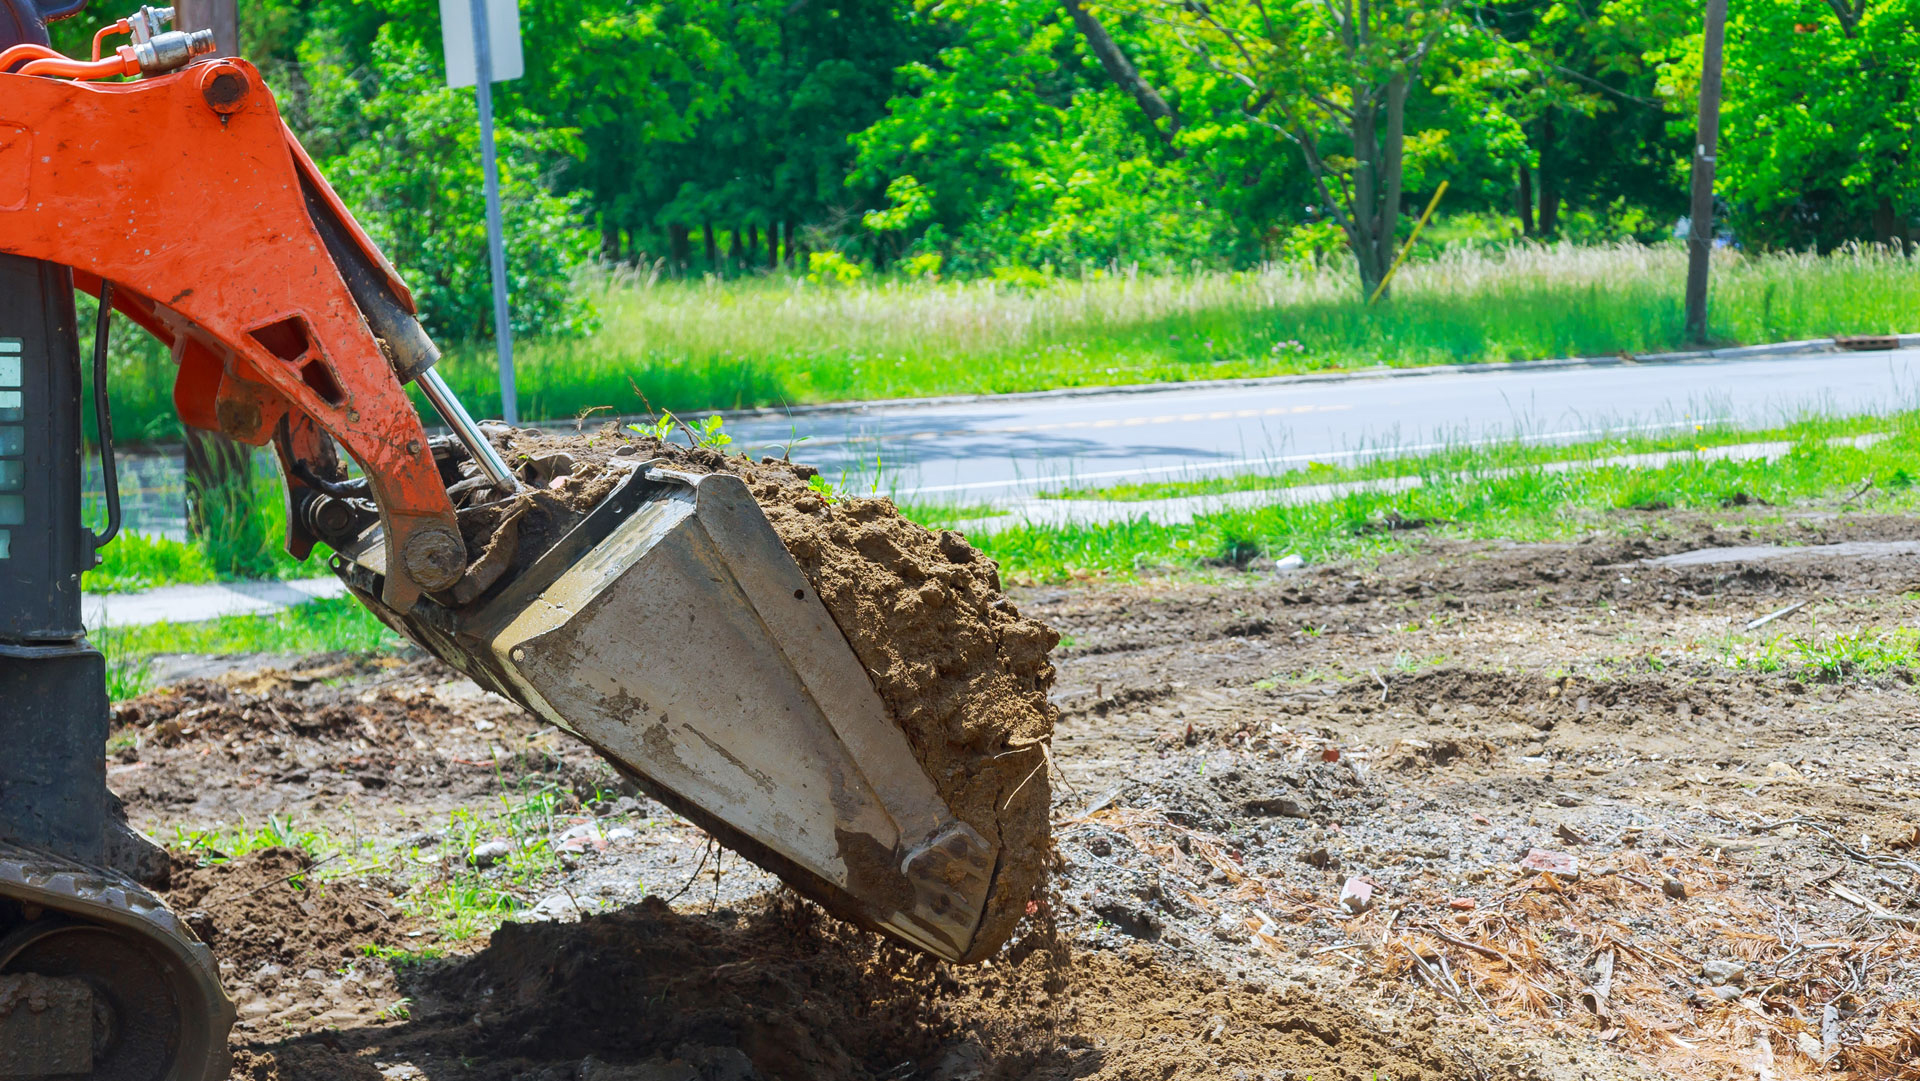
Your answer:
0,842 -> 232,1081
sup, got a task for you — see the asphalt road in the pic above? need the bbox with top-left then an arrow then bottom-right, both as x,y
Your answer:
722,347 -> 1920,502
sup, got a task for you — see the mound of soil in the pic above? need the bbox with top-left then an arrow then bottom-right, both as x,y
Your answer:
165,849 -> 416,1037
237,894 -> 1469,1081
168,848 -> 410,973
437,427 -> 1059,961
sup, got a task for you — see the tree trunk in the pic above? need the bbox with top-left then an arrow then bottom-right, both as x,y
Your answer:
1537,112 -> 1560,236
702,222 -> 719,269
668,224 -> 692,271
600,216 -> 622,262
746,225 -> 761,269
1517,163 -> 1535,236
726,226 -> 744,269
1873,196 -> 1909,251
784,220 -> 798,266
175,0 -> 237,55
1058,0 -> 1181,152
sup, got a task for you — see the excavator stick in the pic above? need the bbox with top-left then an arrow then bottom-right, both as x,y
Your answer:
0,12 -> 1012,1080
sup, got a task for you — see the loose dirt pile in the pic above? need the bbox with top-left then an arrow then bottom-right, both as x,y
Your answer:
234,891 -> 1471,1081
165,849 -> 414,1036
439,426 -> 1059,960
108,658 -> 584,829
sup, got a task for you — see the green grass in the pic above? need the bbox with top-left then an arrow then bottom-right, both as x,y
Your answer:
1721,622 -> 1920,681
84,456 -> 318,592
1033,414 -> 1895,501
86,532 -> 221,592
174,813 -> 342,866
93,596 -> 404,699
98,243 -> 1920,439
965,413 -> 1920,583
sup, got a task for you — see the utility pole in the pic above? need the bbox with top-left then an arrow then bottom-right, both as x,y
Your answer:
468,0 -> 517,424
174,0 -> 259,571
1683,0 -> 1728,344
441,0 -> 523,424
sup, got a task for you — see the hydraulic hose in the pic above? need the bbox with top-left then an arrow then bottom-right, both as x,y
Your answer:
89,281 -> 121,550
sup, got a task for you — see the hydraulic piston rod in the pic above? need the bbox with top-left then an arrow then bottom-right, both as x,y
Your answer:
417,365 -> 520,492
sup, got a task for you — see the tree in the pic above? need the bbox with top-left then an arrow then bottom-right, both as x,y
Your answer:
1061,0 -> 1477,297
1677,0 -> 1920,248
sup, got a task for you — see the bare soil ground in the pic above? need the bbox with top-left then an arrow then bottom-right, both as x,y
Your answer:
113,506 -> 1920,1080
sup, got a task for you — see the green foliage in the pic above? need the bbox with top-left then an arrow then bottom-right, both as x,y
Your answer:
87,533 -> 218,593
174,814 -> 335,866
296,27 -> 598,340
1647,0 -> 1920,248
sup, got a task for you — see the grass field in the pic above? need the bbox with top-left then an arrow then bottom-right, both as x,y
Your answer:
98,242 -> 1920,440
970,411 -> 1920,583
1033,413 -> 1897,501
90,408 -> 1920,691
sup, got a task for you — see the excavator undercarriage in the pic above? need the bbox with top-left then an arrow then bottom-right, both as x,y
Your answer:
0,6 -> 1017,1078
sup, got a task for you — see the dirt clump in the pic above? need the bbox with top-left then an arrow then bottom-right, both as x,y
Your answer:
441,427 -> 1059,960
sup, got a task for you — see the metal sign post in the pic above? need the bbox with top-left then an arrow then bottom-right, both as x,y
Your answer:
1683,0 -> 1728,345
440,0 -> 523,424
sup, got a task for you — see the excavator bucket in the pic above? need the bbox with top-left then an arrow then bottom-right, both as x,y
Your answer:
332,464 -> 998,962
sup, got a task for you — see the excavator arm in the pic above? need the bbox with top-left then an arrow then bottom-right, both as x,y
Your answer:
0,37 -> 478,607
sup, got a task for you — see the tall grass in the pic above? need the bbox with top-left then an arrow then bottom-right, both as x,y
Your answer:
420,243 -> 1920,420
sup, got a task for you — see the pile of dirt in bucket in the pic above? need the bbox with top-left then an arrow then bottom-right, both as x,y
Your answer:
437,426 -> 1058,961
231,893 -> 1475,1081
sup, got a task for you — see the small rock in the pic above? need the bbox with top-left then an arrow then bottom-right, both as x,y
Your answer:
1247,796 -> 1308,818
530,893 -> 590,922
606,827 -> 637,842
1338,876 -> 1374,915
1661,874 -> 1688,899
1551,792 -> 1583,807
1300,845 -> 1335,869
1517,848 -> 1578,880
1706,984 -> 1743,1002
558,822 -> 608,854
469,839 -> 513,868
1448,897 -> 1477,911
1087,836 -> 1112,857
1275,553 -> 1305,571
1701,959 -> 1745,986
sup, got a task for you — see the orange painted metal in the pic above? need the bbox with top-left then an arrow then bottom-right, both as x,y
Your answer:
0,56 -> 460,608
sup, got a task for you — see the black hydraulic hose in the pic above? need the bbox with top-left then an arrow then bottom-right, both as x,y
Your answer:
89,280 -> 121,550
290,457 -> 366,500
